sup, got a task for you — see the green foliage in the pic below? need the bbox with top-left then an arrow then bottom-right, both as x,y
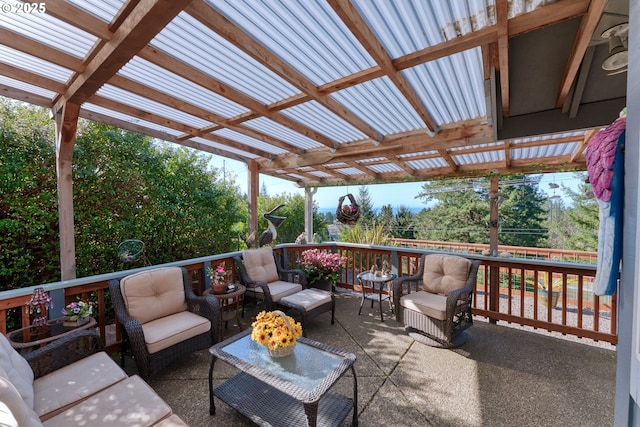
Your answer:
393,205 -> 417,239
0,100 -> 59,288
1,101 -> 245,287
553,174 -> 599,251
356,186 -> 376,225
340,222 -> 391,245
413,176 -> 548,247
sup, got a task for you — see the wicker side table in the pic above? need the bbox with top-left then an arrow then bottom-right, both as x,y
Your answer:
7,317 -> 97,353
204,284 -> 245,339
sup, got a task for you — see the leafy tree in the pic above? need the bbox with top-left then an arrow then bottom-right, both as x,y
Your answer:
413,176 -> 547,247
414,180 -> 488,243
1,100 -> 246,286
356,186 -> 376,225
393,206 -> 416,239
553,177 -> 598,251
377,204 -> 394,233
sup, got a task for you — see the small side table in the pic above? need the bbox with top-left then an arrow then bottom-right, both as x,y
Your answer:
204,284 -> 246,339
7,317 -> 97,353
357,272 -> 397,322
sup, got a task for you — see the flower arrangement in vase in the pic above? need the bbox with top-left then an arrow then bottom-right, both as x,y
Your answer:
296,248 -> 348,289
207,263 -> 229,294
251,310 -> 302,357
61,300 -> 94,326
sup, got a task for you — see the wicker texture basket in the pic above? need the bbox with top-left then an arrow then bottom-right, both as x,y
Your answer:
336,194 -> 360,225
263,310 -> 296,358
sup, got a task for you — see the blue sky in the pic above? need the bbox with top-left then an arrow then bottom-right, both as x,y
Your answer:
212,156 -> 585,210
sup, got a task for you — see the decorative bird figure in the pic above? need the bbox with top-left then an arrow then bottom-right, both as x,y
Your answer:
259,204 -> 286,247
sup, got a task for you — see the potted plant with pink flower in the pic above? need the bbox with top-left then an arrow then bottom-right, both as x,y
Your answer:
207,263 -> 229,294
296,249 -> 348,291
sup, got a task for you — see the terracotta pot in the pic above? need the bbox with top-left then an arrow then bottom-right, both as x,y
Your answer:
212,283 -> 227,294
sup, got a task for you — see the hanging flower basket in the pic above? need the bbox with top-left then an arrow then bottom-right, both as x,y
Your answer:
336,194 -> 360,225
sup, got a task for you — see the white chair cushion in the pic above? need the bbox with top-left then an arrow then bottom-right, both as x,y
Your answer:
141,311 -> 211,354
249,280 -> 302,302
120,267 -> 187,324
0,333 -> 34,409
0,366 -> 41,427
280,288 -> 332,311
400,291 -> 447,321
243,247 -> 279,283
42,375 -> 171,427
33,352 -> 128,420
422,254 -> 471,295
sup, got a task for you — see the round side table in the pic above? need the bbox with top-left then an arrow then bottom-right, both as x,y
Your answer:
357,272 -> 397,322
7,317 -> 97,353
204,284 -> 246,339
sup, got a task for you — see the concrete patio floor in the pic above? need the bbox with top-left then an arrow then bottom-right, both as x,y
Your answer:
124,292 -> 617,427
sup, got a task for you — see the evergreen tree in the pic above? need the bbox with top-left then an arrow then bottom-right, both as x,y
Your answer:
393,205 -> 416,239
356,186 -> 376,225
554,177 -> 598,251
377,204 -> 394,233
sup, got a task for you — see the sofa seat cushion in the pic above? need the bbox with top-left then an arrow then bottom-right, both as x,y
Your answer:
142,311 -> 211,354
422,254 -> 471,295
33,352 -> 128,420
42,375 -> 171,427
153,414 -> 189,427
243,247 -> 279,283
121,267 -> 187,324
279,288 -> 332,311
248,281 -> 303,303
0,333 -> 34,408
400,291 -> 447,321
0,366 -> 42,427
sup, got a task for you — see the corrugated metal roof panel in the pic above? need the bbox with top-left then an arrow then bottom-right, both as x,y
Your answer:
333,77 -> 423,133
97,85 -> 212,129
244,117 -> 324,151
334,167 -> 366,176
119,57 -> 249,119
0,76 -> 56,100
190,136 -> 260,159
512,142 -> 577,160
67,0 -> 123,22
366,163 -> 403,173
308,170 -> 333,178
453,150 -> 503,165
82,103 -> 184,136
0,8 -> 96,58
209,0 -> 376,85
213,129 -> 287,155
406,158 -> 448,169
282,101 -> 367,144
0,46 -> 73,83
151,12 -> 298,105
511,130 -> 585,144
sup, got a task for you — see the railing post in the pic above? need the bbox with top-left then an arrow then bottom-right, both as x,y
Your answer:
489,264 -> 500,324
391,249 -> 399,276
49,288 -> 65,320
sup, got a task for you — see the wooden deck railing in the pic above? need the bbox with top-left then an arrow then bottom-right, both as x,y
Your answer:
0,243 -> 616,350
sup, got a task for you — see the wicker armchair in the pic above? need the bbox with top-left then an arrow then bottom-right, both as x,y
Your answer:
393,254 -> 481,348
109,266 -> 220,380
235,247 -> 305,312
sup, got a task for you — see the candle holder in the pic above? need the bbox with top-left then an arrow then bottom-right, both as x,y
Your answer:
25,287 -> 53,328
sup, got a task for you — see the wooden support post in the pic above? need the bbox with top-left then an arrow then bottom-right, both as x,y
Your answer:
53,102 -> 80,281
488,175 -> 500,323
304,187 -> 317,243
247,160 -> 259,247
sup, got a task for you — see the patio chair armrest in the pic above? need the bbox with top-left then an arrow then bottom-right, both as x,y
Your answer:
276,266 -> 308,287
185,293 -> 221,343
24,330 -> 102,379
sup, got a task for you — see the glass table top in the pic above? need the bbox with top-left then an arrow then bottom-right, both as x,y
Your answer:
211,331 -> 355,394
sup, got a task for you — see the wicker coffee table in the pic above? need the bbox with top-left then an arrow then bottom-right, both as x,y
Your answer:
209,329 -> 358,426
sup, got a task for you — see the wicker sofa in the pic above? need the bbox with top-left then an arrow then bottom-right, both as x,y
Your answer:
0,329 -> 188,427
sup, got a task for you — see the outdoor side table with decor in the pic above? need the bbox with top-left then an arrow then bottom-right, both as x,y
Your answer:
7,317 -> 97,353
204,284 -> 246,339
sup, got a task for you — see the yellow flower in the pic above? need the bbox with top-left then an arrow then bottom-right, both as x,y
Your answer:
250,310 -> 302,351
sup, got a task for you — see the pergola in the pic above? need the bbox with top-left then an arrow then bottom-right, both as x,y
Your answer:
2,1 -> 640,423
